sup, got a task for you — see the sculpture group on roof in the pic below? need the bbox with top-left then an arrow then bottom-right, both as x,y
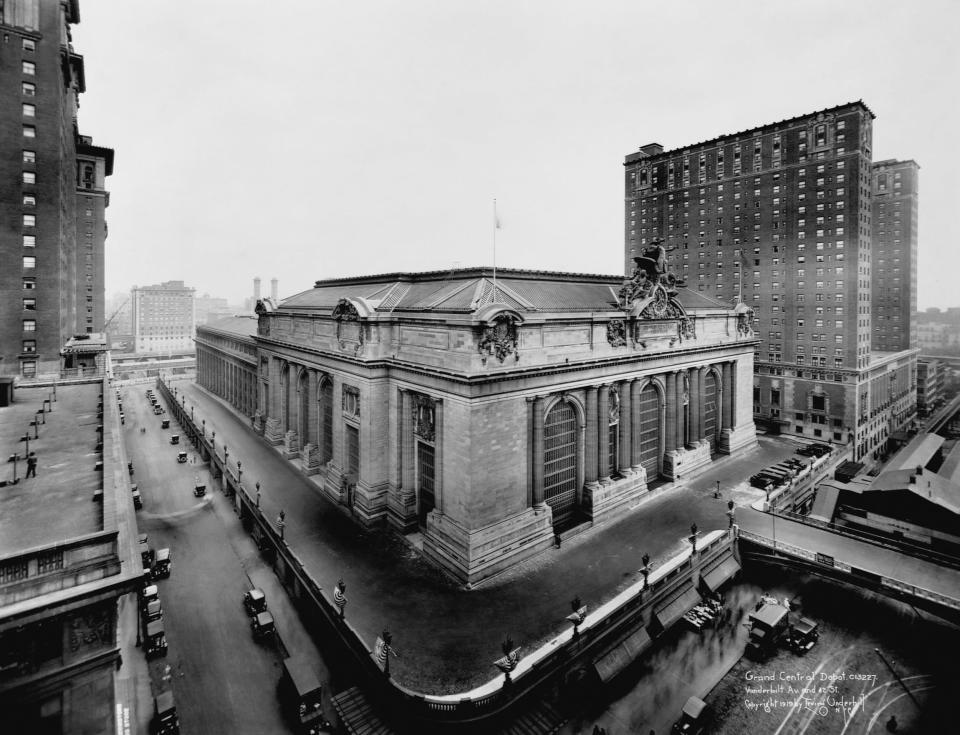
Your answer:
618,237 -> 686,311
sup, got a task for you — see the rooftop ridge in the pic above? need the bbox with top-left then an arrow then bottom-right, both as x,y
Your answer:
312,266 -> 626,287
624,100 -> 875,163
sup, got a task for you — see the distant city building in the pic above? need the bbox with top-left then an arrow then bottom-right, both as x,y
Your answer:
624,101 -> 917,461
131,280 -> 196,354
194,293 -> 233,326
871,159 -> 919,351
0,379 -> 141,732
200,267 -> 758,584
0,1 -> 113,377
916,308 -> 960,354
916,358 -> 946,417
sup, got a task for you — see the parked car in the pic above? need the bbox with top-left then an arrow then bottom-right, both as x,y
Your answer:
244,588 -> 267,616
788,617 -> 820,653
177,451 -> 188,463
145,620 -> 167,659
252,611 -> 276,640
672,696 -> 709,734
151,690 -> 180,735
152,548 -> 172,579
144,598 -> 163,624
161,419 -> 170,429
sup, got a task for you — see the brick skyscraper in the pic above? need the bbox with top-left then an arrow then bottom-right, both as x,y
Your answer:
871,159 -> 919,352
624,102 -> 917,462
0,0 -> 113,377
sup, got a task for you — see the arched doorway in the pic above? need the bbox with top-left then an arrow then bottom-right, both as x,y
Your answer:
544,401 -> 578,529
704,371 -> 719,454
638,382 -> 662,479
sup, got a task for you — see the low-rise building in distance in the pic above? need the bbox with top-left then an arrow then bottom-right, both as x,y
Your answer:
130,280 -> 196,354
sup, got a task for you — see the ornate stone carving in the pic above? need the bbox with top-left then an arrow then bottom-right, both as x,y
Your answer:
608,388 -> 620,424
618,237 -> 685,311
678,315 -> 696,342
412,394 -> 436,441
736,305 -> 755,337
332,299 -> 365,354
607,320 -> 627,348
478,313 -> 519,364
255,299 -> 271,336
342,386 -> 360,418
69,603 -> 113,653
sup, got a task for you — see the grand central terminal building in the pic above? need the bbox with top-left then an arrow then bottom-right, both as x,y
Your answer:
196,262 -> 758,584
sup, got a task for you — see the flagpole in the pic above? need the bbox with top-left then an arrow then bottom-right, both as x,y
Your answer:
493,198 -> 498,302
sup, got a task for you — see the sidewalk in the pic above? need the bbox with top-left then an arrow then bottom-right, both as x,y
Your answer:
114,592 -> 153,735
171,378 -> 797,695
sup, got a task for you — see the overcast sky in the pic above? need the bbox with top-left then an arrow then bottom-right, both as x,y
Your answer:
74,0 -> 959,308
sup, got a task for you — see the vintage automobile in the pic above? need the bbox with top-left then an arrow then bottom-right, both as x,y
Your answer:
170,434 -> 180,445
152,548 -> 172,579
142,584 -> 160,611
161,418 -> 170,429
132,488 -> 143,510
177,451 -> 188,464
243,588 -> 267,616
788,617 -> 820,653
139,534 -> 155,568
251,611 -> 276,640
746,601 -> 790,660
151,690 -> 180,735
145,620 -> 167,659
128,461 -> 135,476
154,405 -> 163,415
672,696 -> 709,734
194,479 -> 206,497
279,656 -> 327,734
144,599 -> 163,624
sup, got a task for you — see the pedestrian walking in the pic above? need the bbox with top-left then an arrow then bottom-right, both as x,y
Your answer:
25,452 -> 37,478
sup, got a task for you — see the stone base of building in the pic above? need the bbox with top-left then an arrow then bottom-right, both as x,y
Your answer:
300,444 -> 321,476
720,424 -> 758,455
585,467 -> 649,525
351,480 -> 389,527
662,443 -> 713,480
283,430 -> 300,459
422,507 -> 556,587
386,488 -> 418,533
264,417 -> 283,445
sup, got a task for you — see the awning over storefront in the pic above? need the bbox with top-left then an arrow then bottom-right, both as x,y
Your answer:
701,555 -> 741,593
593,626 -> 653,684
653,585 -> 701,630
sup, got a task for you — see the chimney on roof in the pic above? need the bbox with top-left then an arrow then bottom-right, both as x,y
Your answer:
253,277 -> 261,301
639,143 -> 664,156
271,278 -> 278,301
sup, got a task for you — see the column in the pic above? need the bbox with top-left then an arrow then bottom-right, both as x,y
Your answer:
721,361 -> 733,430
630,379 -> 643,470
698,366 -> 709,442
619,380 -> 632,473
585,386 -> 599,487
434,398 -> 444,514
400,389 -> 414,494
688,368 -> 700,447
664,372 -> 677,454
597,385 -> 610,483
675,370 -> 685,450
532,395 -> 546,508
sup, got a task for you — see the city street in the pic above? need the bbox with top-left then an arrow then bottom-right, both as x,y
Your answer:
120,383 -> 333,734
170,377 -> 799,694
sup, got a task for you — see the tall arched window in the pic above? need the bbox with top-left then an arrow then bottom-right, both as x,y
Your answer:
608,388 -> 620,476
704,371 -> 718,453
638,383 -> 661,478
318,378 -> 333,463
544,401 -> 578,529
298,370 -> 310,445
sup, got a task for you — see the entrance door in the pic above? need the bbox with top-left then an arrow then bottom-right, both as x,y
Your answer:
544,402 -> 578,529
345,424 -> 360,506
638,384 -> 661,478
417,441 -> 435,525
704,372 -> 718,454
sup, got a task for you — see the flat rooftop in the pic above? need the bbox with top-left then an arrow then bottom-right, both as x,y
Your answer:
0,383 -> 103,556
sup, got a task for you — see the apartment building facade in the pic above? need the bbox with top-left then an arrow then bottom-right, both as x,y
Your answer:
131,280 -> 196,354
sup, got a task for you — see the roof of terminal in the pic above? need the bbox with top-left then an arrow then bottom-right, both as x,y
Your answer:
0,383 -> 103,557
197,315 -> 258,339
278,267 -> 733,314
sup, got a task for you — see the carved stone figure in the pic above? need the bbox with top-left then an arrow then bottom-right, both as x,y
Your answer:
412,395 -> 436,441
736,306 -> 755,337
333,299 -> 365,353
607,320 -> 627,348
678,316 -> 696,342
479,314 -> 519,363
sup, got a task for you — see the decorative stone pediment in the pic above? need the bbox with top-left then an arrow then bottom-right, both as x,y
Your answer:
333,298 -> 365,354
478,313 -> 519,364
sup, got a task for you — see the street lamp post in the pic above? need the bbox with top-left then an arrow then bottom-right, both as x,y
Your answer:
727,499 -> 736,529
566,596 -> 587,639
334,578 -> 347,619
715,480 -> 721,499
256,481 -> 261,508
689,523 -> 698,554
224,445 -> 229,465
641,553 -> 651,590
237,461 -> 242,484
277,510 -> 286,540
202,419 -> 205,438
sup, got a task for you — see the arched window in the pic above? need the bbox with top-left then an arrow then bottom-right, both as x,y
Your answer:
704,372 -> 718,453
318,379 -> 333,463
638,383 -> 661,477
608,388 -> 620,475
544,401 -> 578,529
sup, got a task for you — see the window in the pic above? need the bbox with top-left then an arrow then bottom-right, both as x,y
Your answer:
23,298 -> 36,311
23,235 -> 35,247
22,61 -> 36,75
23,278 -> 36,289
22,81 -> 35,96
23,256 -> 36,269
23,194 -> 36,207
23,125 -> 35,138
22,103 -> 35,117
23,319 -> 36,332
23,150 -> 35,163
22,340 -> 37,353
22,171 -> 35,185
23,214 -> 36,227
23,38 -> 36,52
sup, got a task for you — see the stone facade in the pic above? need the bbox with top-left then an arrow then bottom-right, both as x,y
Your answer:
200,268 -> 757,584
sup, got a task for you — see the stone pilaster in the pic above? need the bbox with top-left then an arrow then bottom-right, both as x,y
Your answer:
630,379 -> 643,472
619,381 -> 632,474
301,443 -> 321,475
532,395 -> 546,509
584,386 -> 599,489
264,416 -> 283,445
283,429 -> 300,458
597,385 -> 611,484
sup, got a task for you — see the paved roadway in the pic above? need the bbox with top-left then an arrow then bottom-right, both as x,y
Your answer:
172,378 -> 799,695
121,384 -> 334,734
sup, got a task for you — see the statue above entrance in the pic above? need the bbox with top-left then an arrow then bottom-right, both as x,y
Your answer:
618,237 -> 686,314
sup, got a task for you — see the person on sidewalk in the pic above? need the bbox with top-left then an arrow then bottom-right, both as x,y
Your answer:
25,453 -> 37,478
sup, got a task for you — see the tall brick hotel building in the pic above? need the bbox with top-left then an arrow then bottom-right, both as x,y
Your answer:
0,0 -> 113,378
624,101 -> 919,462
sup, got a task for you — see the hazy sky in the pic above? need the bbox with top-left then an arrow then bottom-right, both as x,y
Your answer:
73,0 -> 959,307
